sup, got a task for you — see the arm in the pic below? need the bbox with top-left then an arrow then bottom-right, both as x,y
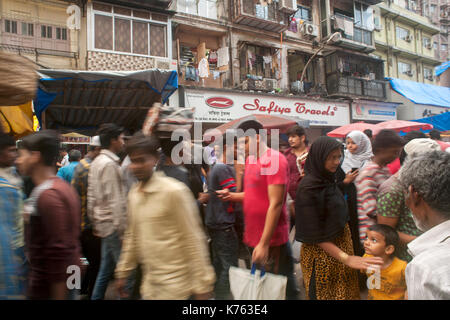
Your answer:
115,199 -> 137,299
216,190 -> 244,203
355,173 -> 378,242
318,242 -> 383,271
38,190 -> 78,299
252,184 -> 285,265
172,188 -> 215,299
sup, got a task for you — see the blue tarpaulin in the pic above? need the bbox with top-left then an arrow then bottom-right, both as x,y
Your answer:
435,61 -> 450,77
34,69 -> 178,135
387,77 -> 450,108
411,112 -> 450,132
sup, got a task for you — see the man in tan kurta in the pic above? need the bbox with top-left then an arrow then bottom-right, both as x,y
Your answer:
115,133 -> 215,300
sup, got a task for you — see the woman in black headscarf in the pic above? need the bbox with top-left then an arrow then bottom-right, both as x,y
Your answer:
295,137 -> 382,300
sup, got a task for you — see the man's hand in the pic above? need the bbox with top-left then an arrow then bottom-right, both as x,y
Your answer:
194,291 -> 214,300
252,242 -> 270,265
216,188 -> 231,201
116,278 -> 129,299
198,192 -> 210,204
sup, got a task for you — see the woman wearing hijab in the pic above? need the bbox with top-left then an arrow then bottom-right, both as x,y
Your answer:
295,137 -> 382,300
337,131 -> 373,257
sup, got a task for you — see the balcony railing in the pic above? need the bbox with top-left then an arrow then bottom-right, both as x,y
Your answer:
327,74 -> 387,99
233,0 -> 288,33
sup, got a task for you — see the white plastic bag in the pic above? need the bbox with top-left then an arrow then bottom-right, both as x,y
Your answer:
229,264 -> 287,300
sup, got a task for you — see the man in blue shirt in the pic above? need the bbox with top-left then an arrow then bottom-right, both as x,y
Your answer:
57,149 -> 81,183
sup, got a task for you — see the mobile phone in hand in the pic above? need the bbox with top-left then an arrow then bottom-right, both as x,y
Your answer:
351,167 -> 358,173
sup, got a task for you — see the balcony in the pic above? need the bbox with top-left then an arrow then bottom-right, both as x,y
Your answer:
95,0 -> 174,11
233,0 -> 289,33
325,52 -> 387,100
328,14 -> 375,52
327,75 -> 387,99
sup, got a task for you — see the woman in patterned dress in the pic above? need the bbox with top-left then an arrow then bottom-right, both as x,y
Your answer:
295,137 -> 383,300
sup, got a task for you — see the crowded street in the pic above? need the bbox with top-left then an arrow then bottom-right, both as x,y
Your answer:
0,0 -> 450,307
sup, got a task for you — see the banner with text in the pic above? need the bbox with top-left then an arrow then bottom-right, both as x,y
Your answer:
185,89 -> 350,126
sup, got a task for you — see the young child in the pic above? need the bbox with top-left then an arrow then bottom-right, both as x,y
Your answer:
363,224 -> 407,300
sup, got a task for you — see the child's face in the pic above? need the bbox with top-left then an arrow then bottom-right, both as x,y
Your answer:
364,230 -> 394,257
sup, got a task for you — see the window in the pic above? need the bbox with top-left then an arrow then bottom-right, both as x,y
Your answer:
354,2 -> 374,30
407,0 -> 418,12
434,42 -> 438,50
398,62 -> 412,75
41,25 -> 52,38
430,5 -> 437,15
92,4 -> 168,57
442,44 -> 448,51
56,27 -> 68,40
5,20 -> 17,34
21,23 -> 34,36
240,44 -> 277,80
396,26 -> 410,40
423,37 -> 431,48
294,5 -> 312,22
177,0 -> 217,20
424,67 -> 433,80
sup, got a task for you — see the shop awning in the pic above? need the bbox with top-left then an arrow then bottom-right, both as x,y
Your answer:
0,101 -> 34,138
435,61 -> 450,77
387,77 -> 450,108
411,112 -> 450,132
34,69 -> 178,135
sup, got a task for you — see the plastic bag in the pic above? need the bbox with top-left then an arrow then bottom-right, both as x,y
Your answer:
229,264 -> 287,300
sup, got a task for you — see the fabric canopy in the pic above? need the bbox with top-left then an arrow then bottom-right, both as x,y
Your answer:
435,61 -> 450,77
0,101 -> 34,137
411,112 -> 450,132
387,77 -> 450,108
34,69 -> 178,135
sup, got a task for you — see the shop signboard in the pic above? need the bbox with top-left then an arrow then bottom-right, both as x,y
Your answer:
185,89 -> 350,126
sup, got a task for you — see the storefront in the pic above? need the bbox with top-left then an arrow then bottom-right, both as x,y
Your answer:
351,99 -> 400,123
181,87 -> 351,141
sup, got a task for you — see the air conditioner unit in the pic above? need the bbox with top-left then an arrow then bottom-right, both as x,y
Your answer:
263,78 -> 278,91
279,0 -> 297,14
302,23 -> 319,37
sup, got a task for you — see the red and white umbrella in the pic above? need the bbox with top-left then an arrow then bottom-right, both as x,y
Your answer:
375,120 -> 433,133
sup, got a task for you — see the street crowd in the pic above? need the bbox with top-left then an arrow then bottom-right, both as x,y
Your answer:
0,121 -> 449,300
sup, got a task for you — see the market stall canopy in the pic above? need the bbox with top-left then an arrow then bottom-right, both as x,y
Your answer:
387,77 -> 450,108
326,122 -> 381,139
411,112 -> 450,132
34,69 -> 178,135
203,114 -> 310,143
375,119 -> 433,133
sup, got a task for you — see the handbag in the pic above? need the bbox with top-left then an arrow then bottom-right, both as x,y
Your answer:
229,263 -> 287,300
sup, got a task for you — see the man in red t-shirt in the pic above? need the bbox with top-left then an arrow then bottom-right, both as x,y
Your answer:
217,120 -> 299,299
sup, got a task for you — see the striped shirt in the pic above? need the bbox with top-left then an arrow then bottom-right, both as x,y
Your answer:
355,160 -> 391,243
406,220 -> 450,300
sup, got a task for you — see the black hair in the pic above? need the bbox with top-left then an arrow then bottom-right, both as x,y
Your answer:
363,129 -> 373,139
368,224 -> 399,254
399,130 -> 427,165
159,136 -> 183,158
69,149 -> 82,162
237,120 -> 263,134
372,129 -> 404,154
98,123 -> 124,149
0,132 -> 16,152
429,129 -> 441,140
286,125 -> 309,146
87,145 -> 99,152
126,132 -> 160,157
19,130 -> 60,166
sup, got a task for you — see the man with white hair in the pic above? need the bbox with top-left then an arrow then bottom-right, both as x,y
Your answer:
399,151 -> 450,299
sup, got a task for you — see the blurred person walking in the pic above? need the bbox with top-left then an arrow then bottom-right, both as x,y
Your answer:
88,124 -> 127,300
71,136 -> 102,299
115,133 -> 215,300
16,130 -> 81,300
